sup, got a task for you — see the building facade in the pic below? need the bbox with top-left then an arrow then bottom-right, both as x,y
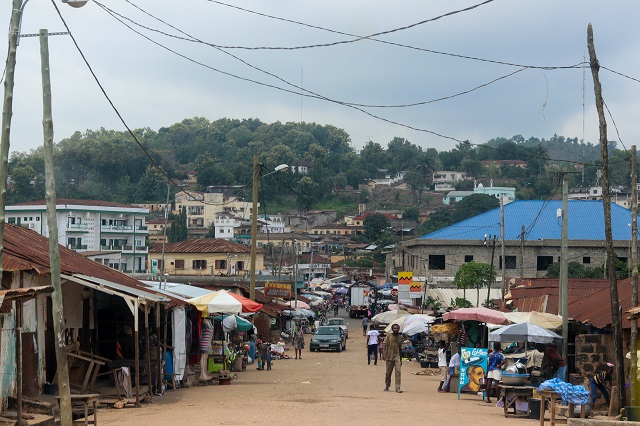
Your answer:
5,198 -> 149,273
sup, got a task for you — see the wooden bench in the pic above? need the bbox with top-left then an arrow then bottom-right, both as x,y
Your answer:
55,394 -> 99,426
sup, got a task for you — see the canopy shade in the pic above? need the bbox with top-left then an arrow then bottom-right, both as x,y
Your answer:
442,307 -> 508,325
502,312 -> 562,330
215,315 -> 254,333
372,309 -> 409,324
227,291 -> 263,313
489,322 -> 563,345
286,300 -> 310,310
188,290 -> 242,315
384,314 -> 436,335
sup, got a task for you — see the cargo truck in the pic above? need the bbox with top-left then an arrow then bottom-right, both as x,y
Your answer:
347,282 -> 375,318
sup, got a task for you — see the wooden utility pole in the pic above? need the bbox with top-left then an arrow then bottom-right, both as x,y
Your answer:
631,145 -> 638,405
0,1 -> 23,352
500,197 -> 506,308
249,155 -> 259,300
588,23 -> 626,408
40,29 -> 72,426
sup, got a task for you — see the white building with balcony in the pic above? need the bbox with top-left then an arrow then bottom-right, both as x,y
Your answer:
258,214 -> 289,234
214,212 -> 246,240
5,198 -> 149,273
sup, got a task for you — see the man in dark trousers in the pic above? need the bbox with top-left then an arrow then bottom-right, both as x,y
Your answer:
383,323 -> 403,393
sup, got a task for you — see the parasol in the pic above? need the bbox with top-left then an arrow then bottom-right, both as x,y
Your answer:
502,312 -> 562,330
187,290 -> 242,315
441,307 -> 508,325
372,309 -> 409,324
335,288 -> 348,294
384,314 -> 436,335
216,315 -> 254,333
488,322 -> 563,345
227,292 -> 263,313
286,300 -> 310,310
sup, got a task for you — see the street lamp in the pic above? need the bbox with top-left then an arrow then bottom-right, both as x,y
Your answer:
249,156 -> 288,300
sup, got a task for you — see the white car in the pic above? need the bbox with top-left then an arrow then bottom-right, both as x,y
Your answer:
326,317 -> 349,338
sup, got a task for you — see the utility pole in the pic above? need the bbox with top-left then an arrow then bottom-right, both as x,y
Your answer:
40,29 -> 72,426
293,239 -> 298,309
588,23 -> 625,409
160,183 -> 170,289
631,145 -> 638,405
520,224 -> 525,279
485,235 -> 497,308
500,197 -> 506,308
250,155 -> 259,300
560,173 -> 569,360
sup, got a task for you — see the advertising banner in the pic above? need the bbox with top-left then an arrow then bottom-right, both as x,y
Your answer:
458,347 -> 489,399
264,282 -> 292,298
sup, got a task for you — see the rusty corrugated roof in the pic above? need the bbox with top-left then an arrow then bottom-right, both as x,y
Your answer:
568,278 -> 635,329
1,224 -> 182,306
149,238 -> 252,254
11,198 -> 143,209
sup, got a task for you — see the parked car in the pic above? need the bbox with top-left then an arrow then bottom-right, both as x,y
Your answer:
309,326 -> 346,352
326,317 -> 349,338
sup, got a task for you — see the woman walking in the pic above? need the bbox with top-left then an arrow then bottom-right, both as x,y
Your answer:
293,328 -> 305,359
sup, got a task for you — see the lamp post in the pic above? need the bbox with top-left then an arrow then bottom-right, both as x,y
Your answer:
249,156 -> 288,300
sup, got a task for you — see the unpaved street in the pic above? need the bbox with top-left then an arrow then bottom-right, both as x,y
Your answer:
99,314 -> 536,426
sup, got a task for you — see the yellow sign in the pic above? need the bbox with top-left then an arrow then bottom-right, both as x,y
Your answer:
398,271 -> 413,284
410,281 -> 422,293
264,282 -> 291,298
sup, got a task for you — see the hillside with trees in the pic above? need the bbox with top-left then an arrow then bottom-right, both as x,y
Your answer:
7,117 -> 633,233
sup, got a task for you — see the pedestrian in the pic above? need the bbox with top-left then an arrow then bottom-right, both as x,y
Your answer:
334,302 -> 339,316
383,323 -> 403,393
437,341 -> 449,392
537,343 -> 567,381
362,317 -> 369,336
443,351 -> 460,392
293,328 -> 305,359
590,363 -> 613,408
367,324 -> 380,365
485,342 -> 505,403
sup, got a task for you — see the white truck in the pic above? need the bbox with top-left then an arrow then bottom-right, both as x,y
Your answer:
348,283 -> 372,318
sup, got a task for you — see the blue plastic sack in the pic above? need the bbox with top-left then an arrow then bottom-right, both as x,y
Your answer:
538,378 -> 590,405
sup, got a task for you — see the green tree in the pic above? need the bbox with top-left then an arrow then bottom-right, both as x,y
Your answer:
403,170 -> 426,204
168,207 -> 188,242
402,206 -> 419,221
451,193 -> 499,223
363,213 -> 390,242
453,261 -> 495,306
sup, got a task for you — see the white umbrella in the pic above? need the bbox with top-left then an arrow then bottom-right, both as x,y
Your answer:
502,312 -> 562,330
187,290 -> 242,315
384,314 -> 436,335
372,309 -> 409,324
489,322 -> 563,345
286,300 -> 310,309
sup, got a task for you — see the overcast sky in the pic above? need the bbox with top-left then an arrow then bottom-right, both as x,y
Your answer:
3,0 -> 640,157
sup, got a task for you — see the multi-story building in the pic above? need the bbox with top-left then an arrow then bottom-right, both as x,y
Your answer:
5,198 -> 149,273
175,190 -> 255,239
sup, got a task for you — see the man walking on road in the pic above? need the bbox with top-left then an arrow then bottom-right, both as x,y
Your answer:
362,317 -> 369,336
384,323 -> 403,393
366,324 -> 379,365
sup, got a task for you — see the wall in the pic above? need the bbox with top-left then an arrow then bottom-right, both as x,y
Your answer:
574,334 -> 615,384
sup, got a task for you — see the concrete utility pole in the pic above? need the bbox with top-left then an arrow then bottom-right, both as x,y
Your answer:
40,29 -> 72,426
560,173 -> 569,360
631,145 -> 638,405
500,197 -> 506,308
485,235 -> 496,308
588,23 -> 626,409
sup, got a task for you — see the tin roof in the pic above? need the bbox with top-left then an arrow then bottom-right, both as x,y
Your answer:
509,278 -> 609,315
568,278 -> 635,329
420,200 -> 637,241
149,238 -> 252,254
2,224 -> 180,305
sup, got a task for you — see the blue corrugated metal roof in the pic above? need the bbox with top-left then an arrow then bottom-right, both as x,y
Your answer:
419,200 -> 637,241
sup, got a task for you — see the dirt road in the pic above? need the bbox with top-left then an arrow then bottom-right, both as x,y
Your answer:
99,313 -> 537,425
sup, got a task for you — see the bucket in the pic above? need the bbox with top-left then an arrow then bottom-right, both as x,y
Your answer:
625,406 -> 640,421
529,398 -> 541,420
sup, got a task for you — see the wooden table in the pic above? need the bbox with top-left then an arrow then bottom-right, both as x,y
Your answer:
538,390 -> 561,426
498,385 -> 536,418
55,394 -> 99,426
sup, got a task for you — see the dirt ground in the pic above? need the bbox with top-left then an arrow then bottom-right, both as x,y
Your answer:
97,313 -> 545,426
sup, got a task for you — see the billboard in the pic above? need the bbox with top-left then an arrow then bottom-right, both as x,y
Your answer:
458,347 -> 489,399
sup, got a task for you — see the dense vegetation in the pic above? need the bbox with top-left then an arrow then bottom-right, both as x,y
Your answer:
8,117 -> 633,231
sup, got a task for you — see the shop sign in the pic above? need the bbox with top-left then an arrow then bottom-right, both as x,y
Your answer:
458,347 -> 488,399
265,282 -> 291,298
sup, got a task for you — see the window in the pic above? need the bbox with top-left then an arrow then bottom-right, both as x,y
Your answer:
237,261 -> 244,271
428,255 -> 445,270
36,216 -> 39,221
8,217 -> 15,224
175,259 -> 185,269
215,259 -> 227,269
464,255 -> 473,263
504,256 -> 517,269
537,256 -> 554,271
193,259 -> 207,269
583,256 -> 591,264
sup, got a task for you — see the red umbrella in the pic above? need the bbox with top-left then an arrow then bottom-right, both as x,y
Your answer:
442,307 -> 508,324
228,292 -> 263,313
